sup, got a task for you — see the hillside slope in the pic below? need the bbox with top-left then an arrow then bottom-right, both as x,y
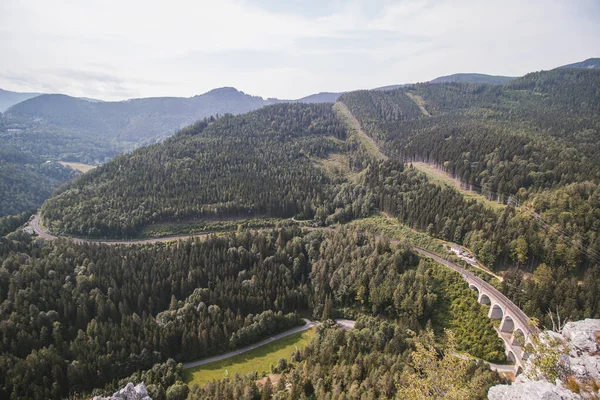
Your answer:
2,88 -> 274,162
338,68 -> 600,273
0,143 -> 75,217
341,69 -> 600,192
41,103 -> 348,237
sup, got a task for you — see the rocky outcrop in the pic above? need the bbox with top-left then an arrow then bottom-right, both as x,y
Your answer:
93,382 -> 151,400
488,381 -> 580,400
562,319 -> 600,383
488,319 -> 600,400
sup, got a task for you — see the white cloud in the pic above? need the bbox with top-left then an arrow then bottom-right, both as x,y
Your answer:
0,0 -> 598,100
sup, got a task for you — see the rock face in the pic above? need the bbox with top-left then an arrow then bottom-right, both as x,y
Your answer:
488,319 -> 600,400
563,320 -> 600,383
93,382 -> 151,400
488,381 -> 580,400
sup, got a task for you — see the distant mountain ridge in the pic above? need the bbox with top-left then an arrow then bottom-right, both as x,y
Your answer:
2,87 -> 276,162
293,92 -> 341,103
0,89 -> 42,112
429,73 -> 516,85
3,56 -> 598,163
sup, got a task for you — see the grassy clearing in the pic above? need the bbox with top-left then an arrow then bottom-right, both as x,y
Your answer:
312,152 -> 361,182
184,328 -> 315,387
348,214 -> 447,253
333,102 -> 387,161
58,161 -> 97,173
410,162 -> 506,211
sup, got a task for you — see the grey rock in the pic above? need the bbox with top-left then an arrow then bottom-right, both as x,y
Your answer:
489,319 -> 600,399
93,382 -> 151,400
488,381 -> 581,399
563,319 -> 600,355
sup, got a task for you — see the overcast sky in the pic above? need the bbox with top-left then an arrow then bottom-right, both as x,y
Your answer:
1,0 -> 599,101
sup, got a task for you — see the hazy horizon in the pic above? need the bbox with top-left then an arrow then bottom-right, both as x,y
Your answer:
1,0 -> 599,101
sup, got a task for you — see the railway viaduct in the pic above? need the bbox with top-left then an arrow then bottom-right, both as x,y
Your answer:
415,247 -> 540,375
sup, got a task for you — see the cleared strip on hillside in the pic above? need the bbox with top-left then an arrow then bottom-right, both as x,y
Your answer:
406,92 -> 431,117
333,102 -> 388,161
410,162 -> 506,211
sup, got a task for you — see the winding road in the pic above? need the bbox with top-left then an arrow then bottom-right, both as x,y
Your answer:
32,214 -> 534,337
31,215 -> 216,245
30,215 -> 333,246
31,214 -> 534,373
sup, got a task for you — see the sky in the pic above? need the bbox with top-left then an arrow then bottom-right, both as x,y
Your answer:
1,0 -> 599,101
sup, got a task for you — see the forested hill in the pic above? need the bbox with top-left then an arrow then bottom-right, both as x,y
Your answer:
2,88 -> 276,162
40,69 -> 600,277
11,64 -> 600,399
0,87 -> 345,218
331,68 -> 600,275
0,143 -> 75,217
41,103 -> 348,237
340,68 -> 600,193
38,69 -> 600,270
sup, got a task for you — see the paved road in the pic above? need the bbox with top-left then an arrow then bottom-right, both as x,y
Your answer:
31,215 -> 58,240
182,319 -> 318,370
30,215 -> 335,246
31,215 -> 218,246
452,352 -> 516,375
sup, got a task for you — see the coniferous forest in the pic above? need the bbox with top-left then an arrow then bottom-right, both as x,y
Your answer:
0,227 -> 502,399
1,68 -> 600,399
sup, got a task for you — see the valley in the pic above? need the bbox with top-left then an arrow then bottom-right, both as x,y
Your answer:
1,60 -> 599,400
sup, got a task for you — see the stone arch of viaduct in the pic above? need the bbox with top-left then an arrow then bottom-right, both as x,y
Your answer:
415,248 -> 539,375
